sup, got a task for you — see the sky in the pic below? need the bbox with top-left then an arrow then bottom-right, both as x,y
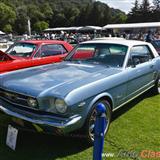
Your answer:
99,0 -> 153,13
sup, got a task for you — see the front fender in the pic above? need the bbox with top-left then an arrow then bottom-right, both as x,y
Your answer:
69,92 -> 114,130
83,92 -> 114,121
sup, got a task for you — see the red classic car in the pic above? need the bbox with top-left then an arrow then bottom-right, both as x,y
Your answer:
0,40 -> 73,73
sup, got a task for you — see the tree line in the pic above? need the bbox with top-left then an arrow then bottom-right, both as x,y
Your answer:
0,0 -> 159,34
127,0 -> 160,23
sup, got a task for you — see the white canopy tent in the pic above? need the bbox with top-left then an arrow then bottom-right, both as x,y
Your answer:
78,26 -> 102,31
44,27 -> 82,32
103,22 -> 160,29
45,23 -> 160,32
44,26 -> 102,32
0,31 -> 5,35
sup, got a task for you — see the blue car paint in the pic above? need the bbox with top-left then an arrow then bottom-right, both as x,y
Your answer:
0,40 -> 160,134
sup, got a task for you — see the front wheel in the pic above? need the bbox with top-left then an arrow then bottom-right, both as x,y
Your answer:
84,100 -> 111,144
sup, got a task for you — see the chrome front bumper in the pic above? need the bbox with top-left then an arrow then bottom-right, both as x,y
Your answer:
0,100 -> 82,133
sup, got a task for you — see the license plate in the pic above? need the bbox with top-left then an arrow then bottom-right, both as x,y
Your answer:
6,125 -> 18,150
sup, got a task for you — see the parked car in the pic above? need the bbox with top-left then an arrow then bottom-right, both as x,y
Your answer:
151,39 -> 160,55
0,40 -> 73,73
5,40 -> 73,59
0,40 -> 159,144
0,50 -> 14,61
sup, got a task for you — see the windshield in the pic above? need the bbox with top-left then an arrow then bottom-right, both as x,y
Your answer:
65,43 -> 128,67
6,43 -> 37,57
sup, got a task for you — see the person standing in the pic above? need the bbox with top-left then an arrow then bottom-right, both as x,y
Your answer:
146,30 -> 154,43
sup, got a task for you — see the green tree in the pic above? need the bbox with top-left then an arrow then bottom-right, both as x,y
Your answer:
0,2 -> 16,31
27,4 -> 45,23
127,0 -> 141,22
88,2 -> 102,25
63,6 -> 80,26
152,0 -> 160,21
102,5 -> 112,25
112,13 -> 127,24
3,24 -> 13,33
0,0 -> 128,33
131,0 -> 140,13
33,21 -> 49,33
14,5 -> 28,34
140,0 -> 151,11
153,0 -> 160,9
127,0 -> 153,22
140,0 -> 152,22
76,4 -> 92,26
40,2 -> 54,21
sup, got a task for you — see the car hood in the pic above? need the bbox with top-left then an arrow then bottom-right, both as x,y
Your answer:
0,61 -> 121,98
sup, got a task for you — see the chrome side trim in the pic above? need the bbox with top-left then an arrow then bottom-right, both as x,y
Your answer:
112,84 -> 154,112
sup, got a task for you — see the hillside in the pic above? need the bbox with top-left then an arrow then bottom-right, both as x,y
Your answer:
0,0 -> 126,34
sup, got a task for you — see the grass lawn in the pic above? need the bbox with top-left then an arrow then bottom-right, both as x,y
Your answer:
0,93 -> 160,160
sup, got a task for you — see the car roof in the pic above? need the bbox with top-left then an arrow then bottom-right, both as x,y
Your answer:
81,39 -> 159,57
18,40 -> 67,45
81,39 -> 150,47
93,37 -> 125,41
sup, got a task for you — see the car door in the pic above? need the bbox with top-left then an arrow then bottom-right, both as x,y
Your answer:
34,44 -> 68,63
126,45 -> 157,100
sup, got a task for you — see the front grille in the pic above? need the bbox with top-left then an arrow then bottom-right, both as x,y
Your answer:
0,88 -> 32,108
0,88 -> 69,118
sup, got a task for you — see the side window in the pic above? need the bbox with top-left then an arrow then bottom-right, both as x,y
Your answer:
34,44 -> 67,58
128,45 -> 153,66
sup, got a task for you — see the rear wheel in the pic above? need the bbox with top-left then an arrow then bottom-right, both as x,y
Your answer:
84,100 -> 111,144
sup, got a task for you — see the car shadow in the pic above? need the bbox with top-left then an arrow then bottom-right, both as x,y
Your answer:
0,126 -> 90,160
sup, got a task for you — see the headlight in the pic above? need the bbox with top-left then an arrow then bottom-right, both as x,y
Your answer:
55,98 -> 67,113
27,97 -> 38,108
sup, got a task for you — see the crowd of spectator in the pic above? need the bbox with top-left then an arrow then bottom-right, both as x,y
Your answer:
1,29 -> 160,45
40,30 -> 160,44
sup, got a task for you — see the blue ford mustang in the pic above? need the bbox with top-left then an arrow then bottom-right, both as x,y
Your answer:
0,39 -> 160,143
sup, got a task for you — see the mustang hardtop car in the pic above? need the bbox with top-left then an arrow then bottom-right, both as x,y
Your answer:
6,40 -> 73,59
0,40 -> 73,73
0,39 -> 159,143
